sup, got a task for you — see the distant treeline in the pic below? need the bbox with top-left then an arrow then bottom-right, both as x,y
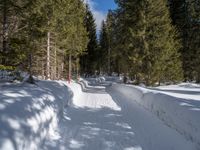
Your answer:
1,0 -> 200,85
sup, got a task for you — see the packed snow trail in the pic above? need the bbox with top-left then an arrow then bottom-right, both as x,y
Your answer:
44,81 -> 196,150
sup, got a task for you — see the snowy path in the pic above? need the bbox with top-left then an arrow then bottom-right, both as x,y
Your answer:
43,82 -> 196,150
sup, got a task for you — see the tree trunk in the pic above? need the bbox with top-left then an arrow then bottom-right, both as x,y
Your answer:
68,52 -> 72,83
42,61 -> 45,79
2,0 -> 8,65
108,46 -> 111,75
27,53 -> 35,84
46,31 -> 50,79
54,46 -> 57,80
61,62 -> 64,79
197,70 -> 200,83
76,57 -> 79,81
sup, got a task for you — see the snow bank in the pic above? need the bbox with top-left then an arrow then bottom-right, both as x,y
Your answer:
104,76 -> 123,83
78,79 -> 106,91
0,80 -> 73,150
110,83 -> 200,149
0,70 -> 28,82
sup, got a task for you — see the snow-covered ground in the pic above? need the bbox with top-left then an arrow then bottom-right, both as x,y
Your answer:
0,78 -> 199,150
0,80 -> 72,150
43,79 -> 197,150
0,70 -> 28,82
111,82 -> 200,149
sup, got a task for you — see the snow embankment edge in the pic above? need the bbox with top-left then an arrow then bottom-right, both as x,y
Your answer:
110,83 -> 200,149
0,80 -> 73,150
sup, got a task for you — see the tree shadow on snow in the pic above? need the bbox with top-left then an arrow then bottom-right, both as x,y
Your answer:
0,81 -> 70,150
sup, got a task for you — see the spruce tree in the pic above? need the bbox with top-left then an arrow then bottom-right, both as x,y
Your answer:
109,1 -> 129,81
0,0 -> 31,66
80,4 -> 98,75
169,0 -> 200,82
115,0 -> 183,85
144,0 -> 183,84
108,9 -> 128,75
57,0 -> 88,80
188,0 -> 200,82
99,21 -> 109,73
105,10 -> 116,75
0,0 -> 88,80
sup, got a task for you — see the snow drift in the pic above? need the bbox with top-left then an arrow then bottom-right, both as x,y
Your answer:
0,80 -> 73,150
110,83 -> 200,149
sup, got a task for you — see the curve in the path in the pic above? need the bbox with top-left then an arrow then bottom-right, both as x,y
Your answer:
43,81 -> 196,150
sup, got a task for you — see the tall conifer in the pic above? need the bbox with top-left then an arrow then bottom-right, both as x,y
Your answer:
80,4 -> 98,75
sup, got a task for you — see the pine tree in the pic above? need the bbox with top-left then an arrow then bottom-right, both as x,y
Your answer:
107,10 -> 128,75
169,0 -> 200,82
0,0 -> 31,66
115,0 -> 148,83
99,21 -> 109,74
111,0 -> 133,81
115,0 -> 183,85
145,0 -> 183,85
80,4 -> 98,75
58,0 -> 88,80
105,10 -> 116,75
0,0 -> 88,80
25,0 -> 88,80
187,0 -> 200,82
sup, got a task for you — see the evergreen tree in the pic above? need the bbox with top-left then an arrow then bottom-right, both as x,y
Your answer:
97,10 -> 118,75
115,0 -> 183,85
169,0 -> 191,81
188,0 -> 200,82
0,0 -> 31,66
80,4 -> 98,75
169,0 -> 200,82
57,0 -> 88,80
105,10 -> 116,74
99,21 -> 109,73
144,0 -> 183,84
111,0 -> 134,75
0,0 -> 88,80
108,9 -> 128,75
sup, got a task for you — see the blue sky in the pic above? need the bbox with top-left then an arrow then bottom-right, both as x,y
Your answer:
93,0 -> 117,13
84,0 -> 117,31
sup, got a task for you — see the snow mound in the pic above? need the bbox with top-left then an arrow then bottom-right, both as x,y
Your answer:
0,70 -> 28,82
0,80 -> 73,150
110,83 -> 200,149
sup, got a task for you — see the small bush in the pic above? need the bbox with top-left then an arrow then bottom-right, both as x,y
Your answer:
0,65 -> 16,71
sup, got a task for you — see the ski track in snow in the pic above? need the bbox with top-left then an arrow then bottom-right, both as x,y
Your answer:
43,81 -> 196,150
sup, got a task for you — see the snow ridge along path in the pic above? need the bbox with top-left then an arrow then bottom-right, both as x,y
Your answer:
44,80 -> 196,150
0,80 -> 73,150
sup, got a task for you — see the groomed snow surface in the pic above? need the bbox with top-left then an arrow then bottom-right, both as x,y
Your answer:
0,78 -> 199,150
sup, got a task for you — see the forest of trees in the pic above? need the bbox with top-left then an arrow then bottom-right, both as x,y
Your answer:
0,0 -> 88,80
96,0 -> 200,85
0,0 -> 200,85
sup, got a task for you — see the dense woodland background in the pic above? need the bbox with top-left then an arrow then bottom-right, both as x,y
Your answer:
0,0 -> 200,85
